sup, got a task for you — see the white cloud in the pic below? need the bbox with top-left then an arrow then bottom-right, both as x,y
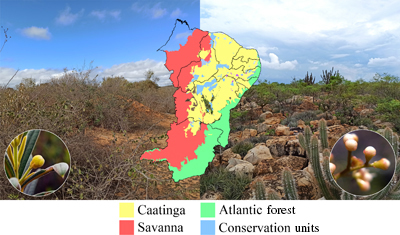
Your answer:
331,63 -> 376,82
368,56 -> 400,67
90,10 -> 106,20
0,59 -> 173,87
151,4 -> 167,19
20,26 -> 51,40
56,6 -> 84,25
0,67 -> 64,87
331,54 -> 350,59
132,2 -> 167,19
95,59 -> 171,85
170,8 -> 182,18
132,2 -> 145,12
200,0 -> 400,83
90,10 -> 121,20
261,53 -> 298,70
201,0 -> 400,47
109,10 -> 121,20
308,60 -> 328,66
255,46 -> 278,57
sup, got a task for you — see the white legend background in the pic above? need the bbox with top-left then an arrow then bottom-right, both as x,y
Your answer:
0,200 -> 398,235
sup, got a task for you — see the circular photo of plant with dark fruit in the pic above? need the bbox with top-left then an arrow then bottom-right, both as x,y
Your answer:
4,129 -> 71,197
330,129 -> 396,195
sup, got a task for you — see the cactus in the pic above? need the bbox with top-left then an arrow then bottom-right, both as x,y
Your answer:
365,128 -> 400,200
341,191 -> 356,200
311,135 -> 340,199
303,71 -> 315,85
297,119 -> 341,199
319,119 -> 329,149
321,67 -> 339,85
261,124 -> 400,200
322,150 -> 342,197
299,125 -> 312,154
266,189 -> 281,200
282,168 -> 298,200
383,127 -> 393,146
255,180 -> 266,200
393,133 -> 399,159
254,180 -> 282,200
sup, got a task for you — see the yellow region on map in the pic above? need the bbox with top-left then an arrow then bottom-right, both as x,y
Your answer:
183,33 -> 260,136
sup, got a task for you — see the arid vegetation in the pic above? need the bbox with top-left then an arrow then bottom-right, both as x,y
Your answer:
0,66 -> 202,200
201,71 -> 400,200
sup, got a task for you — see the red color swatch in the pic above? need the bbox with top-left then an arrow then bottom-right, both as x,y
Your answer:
120,220 -> 134,235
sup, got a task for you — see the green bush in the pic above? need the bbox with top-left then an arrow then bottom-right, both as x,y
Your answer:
231,141 -> 254,157
281,110 -> 322,127
246,135 -> 270,144
376,99 -> 400,131
200,166 -> 252,200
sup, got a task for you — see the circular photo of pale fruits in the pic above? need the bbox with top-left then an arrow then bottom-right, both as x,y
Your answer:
330,129 -> 396,195
4,129 -> 70,197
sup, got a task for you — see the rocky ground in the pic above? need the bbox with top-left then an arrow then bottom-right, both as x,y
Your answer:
201,95 -> 397,200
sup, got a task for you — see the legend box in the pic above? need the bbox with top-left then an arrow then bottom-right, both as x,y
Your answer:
201,202 -> 215,218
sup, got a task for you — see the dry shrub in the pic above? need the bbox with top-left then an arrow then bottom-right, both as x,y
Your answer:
0,67 -> 197,200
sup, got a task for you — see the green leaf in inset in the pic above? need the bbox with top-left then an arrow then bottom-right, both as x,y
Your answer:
18,130 -> 40,178
20,169 -> 48,191
22,154 -> 33,177
4,153 -> 15,178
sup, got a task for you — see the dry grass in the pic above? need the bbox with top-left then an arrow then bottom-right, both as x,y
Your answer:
0,68 -> 198,200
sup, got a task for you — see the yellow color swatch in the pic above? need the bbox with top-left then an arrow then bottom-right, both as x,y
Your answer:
119,203 -> 134,218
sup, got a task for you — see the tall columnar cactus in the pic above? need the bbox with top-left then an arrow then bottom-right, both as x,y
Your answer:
297,121 -> 400,200
303,71 -> 315,85
340,191 -> 356,200
255,180 -> 266,200
321,67 -> 339,85
268,123 -> 399,200
310,135 -> 341,199
365,128 -> 400,200
319,119 -> 329,149
298,119 -> 340,199
383,127 -> 393,146
298,125 -> 312,154
282,168 -> 298,200
383,127 -> 400,175
266,189 -> 281,200
393,133 -> 400,175
254,180 -> 281,200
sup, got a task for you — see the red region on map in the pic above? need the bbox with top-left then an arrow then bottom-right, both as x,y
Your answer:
141,119 -> 208,169
141,28 -> 214,170
164,29 -> 209,88
173,89 -> 193,124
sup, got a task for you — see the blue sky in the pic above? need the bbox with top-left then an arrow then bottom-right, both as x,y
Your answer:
0,0 -> 199,86
202,0 -> 400,84
1,0 -> 399,87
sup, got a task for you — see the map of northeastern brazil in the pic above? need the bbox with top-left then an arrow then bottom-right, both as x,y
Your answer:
141,20 -> 261,181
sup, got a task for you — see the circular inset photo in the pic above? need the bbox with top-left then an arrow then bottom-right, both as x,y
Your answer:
330,130 -> 396,195
4,129 -> 70,197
